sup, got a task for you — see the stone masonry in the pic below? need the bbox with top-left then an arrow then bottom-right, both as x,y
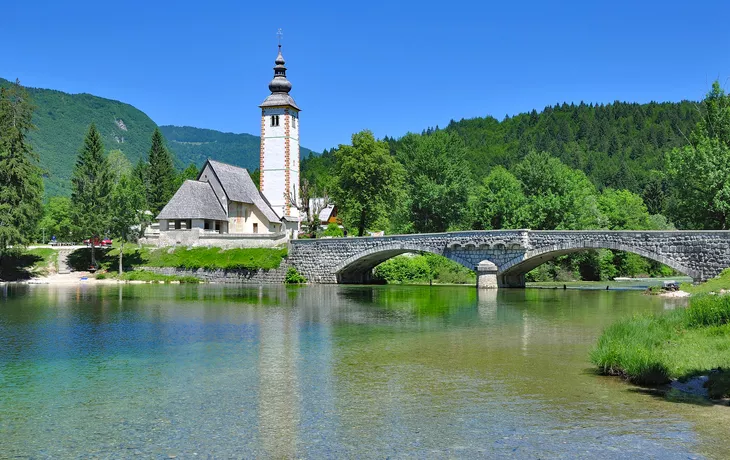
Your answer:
287,230 -> 730,287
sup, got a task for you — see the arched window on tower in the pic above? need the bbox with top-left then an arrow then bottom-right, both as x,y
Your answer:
270,115 -> 280,127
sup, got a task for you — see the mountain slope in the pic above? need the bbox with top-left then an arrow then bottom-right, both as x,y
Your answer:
2,78 -> 314,196
1,78 -> 159,196
159,125 -> 312,171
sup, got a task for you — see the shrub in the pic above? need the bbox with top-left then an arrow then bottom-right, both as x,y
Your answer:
322,223 -> 344,238
373,255 -> 432,284
96,273 -> 107,280
284,267 -> 307,284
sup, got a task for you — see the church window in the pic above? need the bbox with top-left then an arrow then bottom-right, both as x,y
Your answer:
292,116 -> 296,128
270,115 -> 279,127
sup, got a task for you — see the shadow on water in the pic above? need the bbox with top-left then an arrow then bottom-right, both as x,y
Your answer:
627,387 -> 729,407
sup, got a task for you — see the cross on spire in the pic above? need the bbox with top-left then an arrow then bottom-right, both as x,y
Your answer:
277,28 -> 283,47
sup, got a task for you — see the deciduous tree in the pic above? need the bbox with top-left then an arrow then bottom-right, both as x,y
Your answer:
667,81 -> 730,229
396,131 -> 472,232
471,166 -> 526,229
333,130 -> 405,236
108,174 -> 146,274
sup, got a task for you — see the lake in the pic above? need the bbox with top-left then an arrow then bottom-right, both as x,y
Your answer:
1,284 -> 728,458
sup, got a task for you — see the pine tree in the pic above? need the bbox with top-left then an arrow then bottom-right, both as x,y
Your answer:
0,80 -> 44,252
71,123 -> 112,267
146,128 -> 176,214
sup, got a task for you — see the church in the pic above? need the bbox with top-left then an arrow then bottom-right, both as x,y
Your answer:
154,42 -> 301,247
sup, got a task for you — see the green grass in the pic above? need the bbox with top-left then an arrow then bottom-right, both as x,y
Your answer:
68,245 -> 288,273
682,268 -> 730,295
26,248 -> 57,274
591,294 -> 730,387
144,247 -> 287,271
118,270 -> 200,283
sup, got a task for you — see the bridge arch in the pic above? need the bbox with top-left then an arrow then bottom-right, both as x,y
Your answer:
498,240 -> 700,287
333,242 -> 474,284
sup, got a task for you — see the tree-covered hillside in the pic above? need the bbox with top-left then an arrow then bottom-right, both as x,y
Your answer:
0,78 -> 159,196
159,125 -> 312,171
305,100 -> 701,213
441,101 -> 700,201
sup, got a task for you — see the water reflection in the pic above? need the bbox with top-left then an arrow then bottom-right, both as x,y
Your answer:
1,284 -> 727,458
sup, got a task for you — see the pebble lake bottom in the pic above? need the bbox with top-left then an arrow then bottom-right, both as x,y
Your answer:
1,283 -> 728,458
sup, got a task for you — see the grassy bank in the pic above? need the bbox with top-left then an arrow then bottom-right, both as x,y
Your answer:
98,270 -> 200,283
0,248 -> 57,280
69,245 -> 288,273
591,294 -> 730,397
681,268 -> 730,295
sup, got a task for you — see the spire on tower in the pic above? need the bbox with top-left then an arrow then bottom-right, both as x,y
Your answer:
259,30 -> 300,110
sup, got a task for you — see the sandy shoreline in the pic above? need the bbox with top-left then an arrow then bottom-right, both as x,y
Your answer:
658,290 -> 691,297
20,272 -> 143,285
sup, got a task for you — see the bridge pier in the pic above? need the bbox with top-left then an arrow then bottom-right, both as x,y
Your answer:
476,260 -> 498,289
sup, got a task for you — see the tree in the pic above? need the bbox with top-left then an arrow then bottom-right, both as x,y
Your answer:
471,166 -> 526,229
515,151 -> 602,230
108,174 -> 146,274
0,80 -> 44,254
396,131 -> 473,232
667,81 -> 730,229
176,163 -> 199,189
597,188 -> 653,230
38,197 -> 75,242
71,123 -> 112,267
107,149 -> 133,184
285,178 -> 331,236
333,130 -> 405,236
146,128 -> 176,214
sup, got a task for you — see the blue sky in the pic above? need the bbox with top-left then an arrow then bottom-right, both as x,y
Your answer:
3,0 -> 729,152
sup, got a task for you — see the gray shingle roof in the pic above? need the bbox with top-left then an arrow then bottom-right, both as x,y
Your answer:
206,160 -> 281,223
259,93 -> 300,110
157,180 -> 228,221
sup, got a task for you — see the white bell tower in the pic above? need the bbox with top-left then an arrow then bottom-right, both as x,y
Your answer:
259,31 -> 300,226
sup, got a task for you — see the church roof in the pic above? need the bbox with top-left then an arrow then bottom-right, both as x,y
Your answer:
260,93 -> 300,110
156,180 -> 228,221
205,159 -> 281,223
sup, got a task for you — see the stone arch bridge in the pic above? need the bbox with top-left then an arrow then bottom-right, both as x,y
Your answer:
287,230 -> 730,288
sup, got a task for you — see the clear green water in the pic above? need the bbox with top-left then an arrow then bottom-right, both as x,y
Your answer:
1,284 -> 728,458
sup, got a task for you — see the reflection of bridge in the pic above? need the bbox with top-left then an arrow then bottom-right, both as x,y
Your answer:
288,230 -> 730,288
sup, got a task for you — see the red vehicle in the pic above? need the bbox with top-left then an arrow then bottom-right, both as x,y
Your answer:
83,237 -> 113,247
